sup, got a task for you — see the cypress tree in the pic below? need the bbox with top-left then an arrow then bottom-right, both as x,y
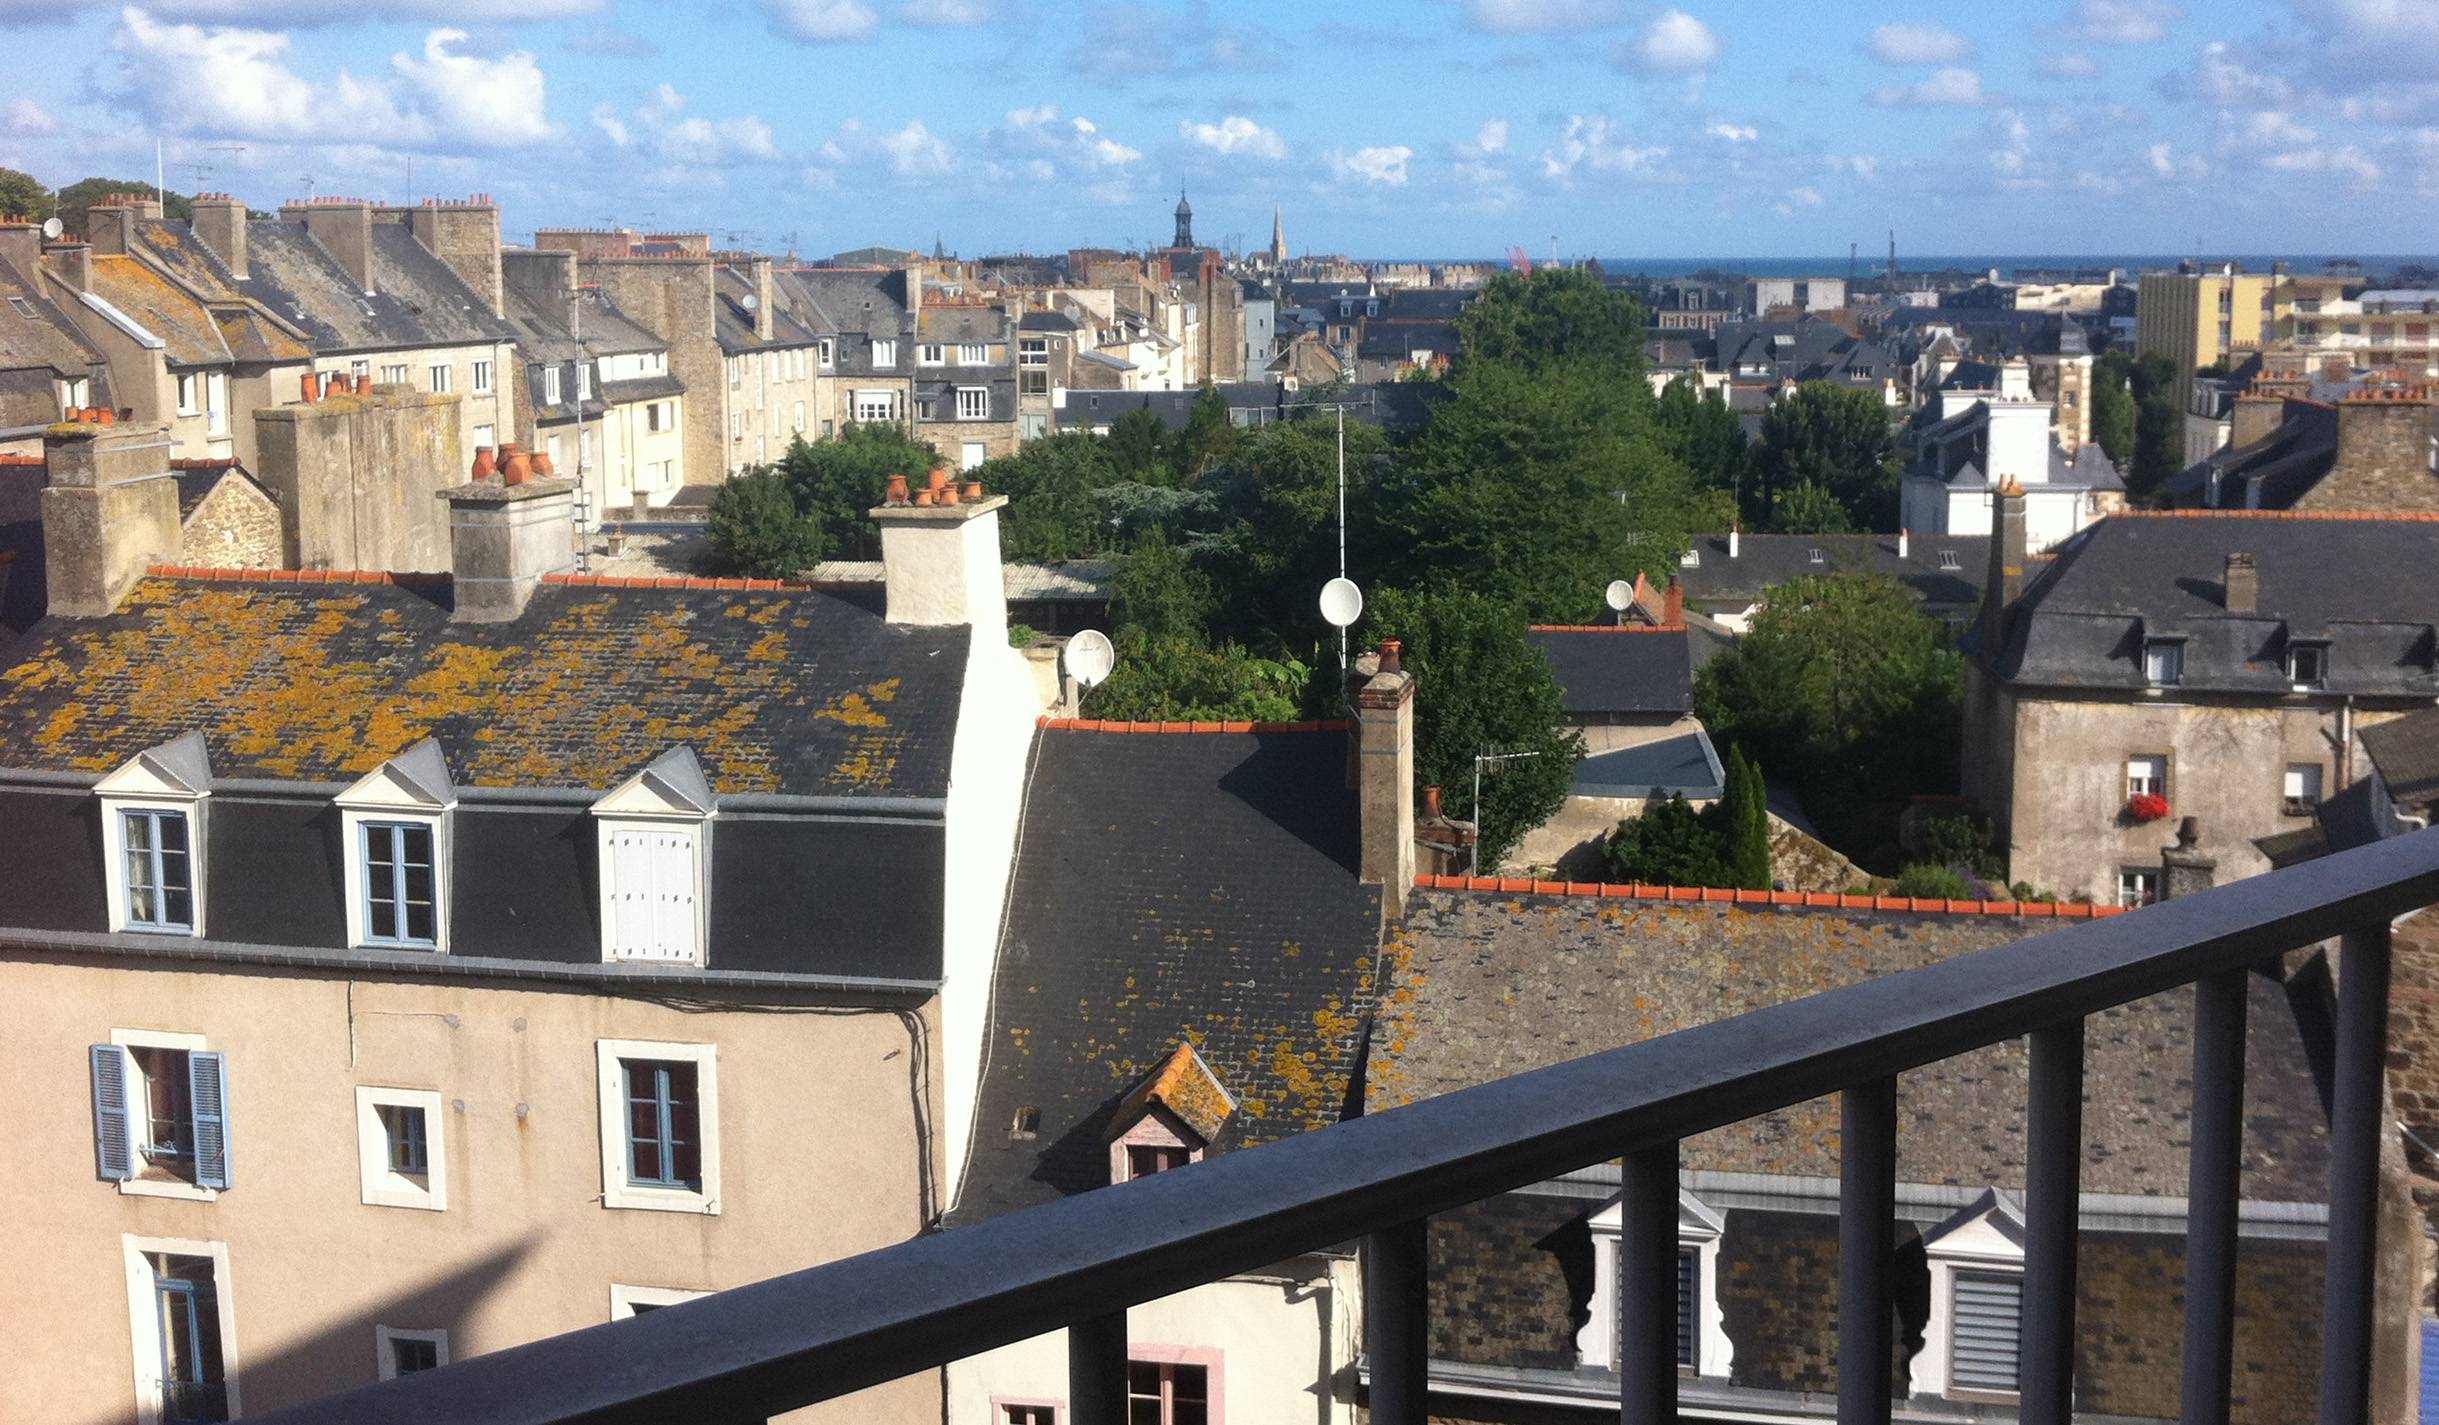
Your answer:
1725,746 -> 1773,890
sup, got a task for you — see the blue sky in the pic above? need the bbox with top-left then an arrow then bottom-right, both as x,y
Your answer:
1,0 -> 2435,259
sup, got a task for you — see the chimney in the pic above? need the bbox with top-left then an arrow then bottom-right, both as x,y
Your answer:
1346,639 -> 1417,921
2222,552 -> 2257,614
282,197 -> 376,295
44,240 -> 91,295
390,195 -> 504,317
867,472 -> 1009,643
0,220 -> 36,277
40,417 -> 180,616
437,462 -> 576,622
1728,525 -> 1741,559
1978,478 -> 2028,653
747,255 -> 775,342
84,193 -> 156,255
191,194 -> 249,279
2160,816 -> 2216,900
2229,391 -> 2288,451
2318,388 -> 2438,513
1662,577 -> 1683,628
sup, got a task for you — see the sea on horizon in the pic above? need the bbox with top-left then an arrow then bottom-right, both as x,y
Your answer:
1374,254 -> 2438,281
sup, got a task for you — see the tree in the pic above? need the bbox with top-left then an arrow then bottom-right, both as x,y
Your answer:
1603,795 -> 1732,887
704,466 -> 824,578
53,178 -> 191,241
1453,266 -> 1651,377
1723,746 -> 1772,890
2091,352 -> 2138,466
2127,352 -> 2182,499
971,433 -> 1124,562
1741,383 -> 1901,531
774,426 -> 938,560
1103,408 -> 1171,483
1108,528 -> 1210,644
1082,636 -> 1307,723
1364,586 -> 1582,868
1653,376 -> 1747,495
1168,384 -> 1237,482
0,167 -> 52,224
1763,481 -> 1853,534
1192,418 -> 1387,657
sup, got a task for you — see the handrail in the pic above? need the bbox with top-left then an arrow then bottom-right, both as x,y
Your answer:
249,828 -> 2439,1425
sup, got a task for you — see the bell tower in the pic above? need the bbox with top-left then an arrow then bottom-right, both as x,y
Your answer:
1173,190 -> 1194,250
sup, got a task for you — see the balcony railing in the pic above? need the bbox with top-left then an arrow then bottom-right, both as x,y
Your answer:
249,829 -> 2439,1425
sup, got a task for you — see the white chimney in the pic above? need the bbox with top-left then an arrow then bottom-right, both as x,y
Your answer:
1898,527 -> 1910,559
1729,526 -> 1741,559
869,465 -> 1007,643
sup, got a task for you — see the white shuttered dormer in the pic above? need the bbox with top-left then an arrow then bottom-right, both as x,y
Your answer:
592,748 -> 716,967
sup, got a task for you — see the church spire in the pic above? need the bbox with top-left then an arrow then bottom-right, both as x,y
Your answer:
1269,203 -> 1286,265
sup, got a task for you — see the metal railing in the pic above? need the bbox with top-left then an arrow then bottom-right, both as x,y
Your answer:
250,829 -> 2439,1425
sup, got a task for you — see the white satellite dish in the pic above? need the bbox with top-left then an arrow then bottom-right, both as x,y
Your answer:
1319,576 -> 1364,629
41,217 -> 64,240
1064,628 -> 1115,689
1604,579 -> 1634,613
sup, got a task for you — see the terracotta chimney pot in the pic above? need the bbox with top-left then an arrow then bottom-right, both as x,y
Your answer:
913,488 -> 935,507
927,465 -> 952,494
1378,638 -> 1402,674
1423,785 -> 1443,820
885,473 -> 910,504
532,452 -> 557,480
501,448 -> 532,486
93,407 -> 113,426
299,373 -> 319,403
353,374 -> 372,396
471,446 -> 496,482
962,479 -> 985,503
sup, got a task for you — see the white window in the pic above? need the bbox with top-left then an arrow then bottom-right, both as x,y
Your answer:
2284,763 -> 2324,815
473,423 -> 495,450
428,363 -> 451,394
915,395 -> 936,422
999,1404 -> 1057,1425
350,359 -> 370,379
792,400 -> 806,433
961,441 -> 988,471
60,375 -> 90,411
1910,1189 -> 2025,1401
1021,412 -> 1049,440
956,387 -> 990,421
819,338 -> 834,369
205,372 -> 228,437
610,1283 -> 711,1319
175,373 -> 200,416
382,364 -> 409,385
98,734 -> 211,938
646,401 -> 670,434
2119,869 -> 2160,908
1579,1188 -> 1732,1377
578,363 -> 593,400
1021,337 -> 1048,366
543,367 -> 561,407
580,428 -> 595,470
959,342 -> 989,365
920,342 -> 945,366
2125,754 -> 2167,800
355,1086 -> 446,1211
547,434 -> 563,471
122,1235 -> 240,1425
2287,642 -> 2326,688
593,748 -> 712,966
2143,639 -> 2183,687
375,1326 -> 448,1379
92,1030 -> 228,1200
729,412 -> 741,442
855,390 -> 899,423
472,359 -> 494,395
872,339 -> 897,368
337,743 -> 452,953
728,359 -> 740,390
595,1040 -> 720,1214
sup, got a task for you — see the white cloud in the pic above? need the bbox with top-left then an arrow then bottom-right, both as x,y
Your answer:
589,103 -> 629,146
1617,9 -> 1718,73
1871,66 -> 1986,106
5,98 -> 58,134
1706,121 -> 1756,142
40,0 -> 603,19
2077,0 -> 2178,44
762,0 -> 877,42
1540,113 -> 1666,180
878,119 -> 952,175
2263,144 -> 2383,181
983,103 -> 1142,182
1180,113 -> 1285,159
1825,152 -> 1880,179
1784,185 -> 1823,207
1989,108 -> 2031,175
590,84 -> 777,166
390,26 -> 554,147
2241,110 -> 2317,147
1461,0 -> 1620,34
899,0 -> 989,24
2038,52 -> 2100,79
1868,23 -> 1970,65
1475,118 -> 1510,153
1004,103 -> 1057,128
1333,144 -> 1413,185
2181,40 -> 2291,107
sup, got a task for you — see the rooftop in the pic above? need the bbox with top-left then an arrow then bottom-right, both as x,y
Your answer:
1525,625 -> 1694,718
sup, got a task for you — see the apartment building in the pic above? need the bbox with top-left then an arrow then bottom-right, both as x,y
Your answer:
501,248 -> 686,515
913,298 -> 1019,468
716,255 -> 825,473
783,265 -> 918,439
535,231 -> 726,488
2136,264 -> 2283,384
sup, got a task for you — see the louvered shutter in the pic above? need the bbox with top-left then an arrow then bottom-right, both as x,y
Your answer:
1950,1270 -> 2022,1393
649,831 -> 699,963
90,1045 -> 133,1181
607,830 -> 657,958
188,1051 -> 230,1191
1676,1247 -> 1698,1368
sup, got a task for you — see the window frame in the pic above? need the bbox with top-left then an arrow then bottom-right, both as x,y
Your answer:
2119,868 -> 2161,908
541,366 -> 560,407
871,338 -> 897,369
2124,754 -> 2168,801
175,373 -> 200,416
956,386 -> 990,421
471,359 -> 494,396
1122,1346 -> 1223,1425
121,1234 -> 241,1425
2286,641 -> 2327,689
110,803 -> 201,936
101,1030 -> 223,1200
609,1283 -> 711,1319
993,1398 -> 1061,1425
919,342 -> 946,366
2283,762 -> 2325,816
350,817 -> 445,950
959,342 -> 989,365
355,1085 -> 447,1211
373,1325 -> 448,1380
2142,637 -> 2184,688
854,389 -> 899,424
337,754 -> 453,953
1909,1190 -> 2028,1403
1580,1187 -> 1732,1378
427,363 -> 451,395
595,1039 -> 720,1214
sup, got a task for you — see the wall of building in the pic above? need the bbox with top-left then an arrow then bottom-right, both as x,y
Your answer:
308,344 -> 514,479
178,474 -> 282,569
578,256 -> 723,488
726,346 -> 825,473
252,386 -> 465,571
0,950 -> 941,1425
2298,398 -> 2439,513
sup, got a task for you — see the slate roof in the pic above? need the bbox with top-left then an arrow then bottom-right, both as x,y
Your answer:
2362,705 -> 2439,810
193,220 -> 515,353
1525,627 -> 1695,717
0,251 -> 101,386
2167,400 -> 2342,510
1570,728 -> 1723,798
1707,318 -> 1900,388
1371,890 -> 2331,1201
1017,309 -> 1080,332
0,574 -> 968,797
1983,513 -> 2439,697
170,463 -> 273,520
1357,320 -> 1459,361
954,728 -> 1384,1222
713,267 -> 820,355
85,255 -> 229,367
1675,532 -> 1989,608
117,221 -> 311,365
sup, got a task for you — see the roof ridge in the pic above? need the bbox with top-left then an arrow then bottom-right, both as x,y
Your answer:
1039,717 -> 1353,735
1412,873 -> 2129,921
144,564 -> 448,587
2110,509 -> 2439,523
541,572 -> 869,592
1527,623 -> 1687,633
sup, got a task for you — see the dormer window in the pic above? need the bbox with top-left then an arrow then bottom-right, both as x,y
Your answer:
592,747 -> 715,967
1679,549 -> 1699,567
1909,1188 -> 2027,1402
337,740 -> 454,952
1580,1187 -> 1731,1377
98,733 -> 213,938
2286,642 -> 2326,689
1806,547 -> 1824,564
1107,1043 -> 1232,1187
2143,639 -> 2184,687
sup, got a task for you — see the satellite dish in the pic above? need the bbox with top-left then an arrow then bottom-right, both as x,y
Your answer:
1604,579 -> 1634,613
1064,628 -> 1115,689
739,294 -> 759,311
41,217 -> 64,240
1319,576 -> 1364,629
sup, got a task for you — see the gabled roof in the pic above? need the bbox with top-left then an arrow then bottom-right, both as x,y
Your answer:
1526,627 -> 1694,717
1675,532 -> 1989,607
84,255 -> 231,367
0,250 -> 102,384
204,220 -> 515,353
1110,1041 -> 1236,1146
2361,705 -> 2439,809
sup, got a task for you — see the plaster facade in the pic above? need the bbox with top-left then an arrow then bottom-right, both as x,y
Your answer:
251,387 -> 465,572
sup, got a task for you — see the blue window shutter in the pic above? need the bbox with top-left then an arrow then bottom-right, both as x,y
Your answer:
188,1051 -> 229,1191
90,1044 -> 132,1182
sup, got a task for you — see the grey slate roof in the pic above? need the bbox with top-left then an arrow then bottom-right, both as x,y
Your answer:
1984,513 -> 2439,697
212,220 -> 515,353
1525,628 -> 1694,717
1569,728 -> 1723,798
2166,400 -> 2341,510
1675,532 -> 1989,609
953,728 -> 1383,1222
0,252 -> 102,393
2362,705 -> 2439,810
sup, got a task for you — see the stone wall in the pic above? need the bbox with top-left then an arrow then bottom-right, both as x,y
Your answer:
584,256 -> 723,488
251,387 -> 463,571
2301,396 -> 2439,512
177,473 -> 281,568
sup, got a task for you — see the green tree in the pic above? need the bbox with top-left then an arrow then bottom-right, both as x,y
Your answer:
2091,352 -> 2138,466
1365,586 -> 1582,868
1453,266 -> 1651,377
1104,408 -> 1171,483
1742,383 -> 1901,531
53,178 -> 191,241
1653,376 -> 1747,495
1603,794 -> 1731,887
1193,418 -> 1388,656
1763,481 -> 1853,534
1892,863 -> 1974,899
1169,384 -> 1238,482
1723,746 -> 1772,890
1083,635 -> 1307,723
0,167 -> 53,223
1109,528 -> 1211,643
775,426 -> 938,559
971,432 -> 1123,562
2127,352 -> 2183,499
703,466 -> 824,578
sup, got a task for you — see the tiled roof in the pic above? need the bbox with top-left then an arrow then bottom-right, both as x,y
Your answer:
953,726 -> 1383,1222
2362,705 -> 2439,809
1676,531 -> 1989,607
85,255 -> 229,367
1525,626 -> 1694,717
0,251 -> 101,383
0,573 -> 967,797
1372,887 -> 2327,1201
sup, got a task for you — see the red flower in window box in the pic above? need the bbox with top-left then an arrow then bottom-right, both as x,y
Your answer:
2126,792 -> 2171,824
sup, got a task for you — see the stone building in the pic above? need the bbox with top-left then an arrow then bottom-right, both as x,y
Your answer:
171,459 -> 281,569
500,248 -> 687,515
0,219 -> 111,450
2173,385 -> 2438,513
781,265 -> 919,445
912,297 -> 1021,468
714,253 -> 826,473
537,233 -> 725,488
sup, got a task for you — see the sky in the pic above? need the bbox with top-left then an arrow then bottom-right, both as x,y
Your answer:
1,0 -> 2435,260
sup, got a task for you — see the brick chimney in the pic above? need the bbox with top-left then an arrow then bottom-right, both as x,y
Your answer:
2160,816 -> 2216,900
84,193 -> 158,255
2223,552 -> 2257,614
2304,388 -> 2439,514
868,467 -> 1008,643
438,461 -> 576,622
386,195 -> 503,317
1662,577 -> 1683,628
41,418 -> 180,616
190,194 -> 248,279
2230,391 -> 2288,450
1346,639 -> 1417,922
282,197 -> 376,295
745,254 -> 776,342
1978,478 -> 2028,653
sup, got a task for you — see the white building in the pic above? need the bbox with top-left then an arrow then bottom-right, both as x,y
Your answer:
1900,358 -> 2125,551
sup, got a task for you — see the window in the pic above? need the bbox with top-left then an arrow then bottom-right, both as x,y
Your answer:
956,387 -> 990,420
920,342 -> 945,365
2284,763 -> 2324,815
818,338 -> 834,368
339,748 -> 451,952
428,363 -> 451,394
1021,412 -> 1049,440
959,342 -> 989,364
855,389 -> 899,423
2125,754 -> 2167,800
381,364 -> 409,385
542,367 -> 561,406
646,400 -> 670,434
472,360 -> 493,395
1909,1189 -> 2024,1402
93,1033 -> 228,1197
961,441 -> 988,471
1022,369 -> 1051,395
2118,869 -> 2160,908
59,375 -> 90,411
125,1240 -> 238,1425
357,822 -> 439,947
1806,547 -> 1824,563
1020,336 -> 1048,366
176,374 -> 200,416
375,1327 -> 447,1380
792,400 -> 806,433
1127,1144 -> 1192,1178
7,293 -> 35,318
609,1283 -> 709,1319
730,412 -> 741,442
119,809 -> 195,933
1012,1106 -> 1041,1139
97,734 -> 211,935
2142,639 -> 2183,687
1000,1405 -> 1057,1425
205,373 -> 227,437
872,339 -> 897,368
578,363 -> 592,400
596,1040 -> 720,1213
1581,1188 -> 1730,1376
2287,643 -> 2326,688
351,359 -> 370,379
355,1085 -> 446,1210
546,434 -> 563,471
728,360 -> 740,390
915,395 -> 936,421
1127,1361 -> 1211,1425
1948,1270 -> 2022,1394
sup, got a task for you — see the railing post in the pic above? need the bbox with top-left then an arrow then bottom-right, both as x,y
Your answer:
1618,1141 -> 1681,1424
1365,1218 -> 1428,1425
1067,1311 -> 1127,1425
1838,1076 -> 1897,1425
2320,925 -> 2393,1425
2179,968 -> 2248,1425
2020,1019 -> 2084,1425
